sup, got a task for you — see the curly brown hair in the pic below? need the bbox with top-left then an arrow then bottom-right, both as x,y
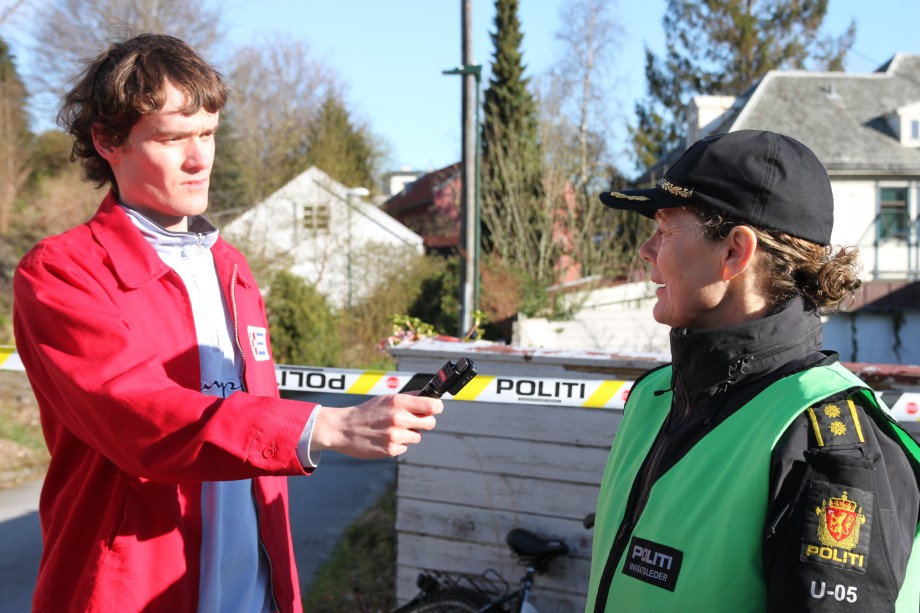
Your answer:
691,205 -> 862,312
58,33 -> 229,189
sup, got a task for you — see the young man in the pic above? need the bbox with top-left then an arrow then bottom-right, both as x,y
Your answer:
13,34 -> 442,612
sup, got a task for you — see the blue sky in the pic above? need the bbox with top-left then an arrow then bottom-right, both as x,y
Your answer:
4,0 -> 920,177
219,0 -> 920,176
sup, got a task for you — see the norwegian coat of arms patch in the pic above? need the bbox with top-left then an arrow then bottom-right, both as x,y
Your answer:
801,481 -> 872,574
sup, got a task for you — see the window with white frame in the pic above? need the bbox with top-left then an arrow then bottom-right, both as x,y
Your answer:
890,104 -> 920,146
878,186 -> 910,240
303,203 -> 330,233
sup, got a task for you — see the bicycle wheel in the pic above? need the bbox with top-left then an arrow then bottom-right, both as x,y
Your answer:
397,588 -> 493,612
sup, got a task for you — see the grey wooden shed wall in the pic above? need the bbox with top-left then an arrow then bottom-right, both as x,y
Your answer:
391,342 -> 658,611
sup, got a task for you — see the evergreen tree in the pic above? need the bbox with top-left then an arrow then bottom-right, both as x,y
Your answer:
0,37 -> 32,234
407,257 -> 459,336
304,93 -> 379,193
480,0 -> 544,265
631,0 -> 855,170
28,130 -> 72,184
208,111 -> 250,223
266,270 -> 340,367
226,38 -> 339,203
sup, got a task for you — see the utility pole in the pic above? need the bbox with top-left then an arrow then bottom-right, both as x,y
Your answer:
444,1 -> 481,338
458,0 -> 478,336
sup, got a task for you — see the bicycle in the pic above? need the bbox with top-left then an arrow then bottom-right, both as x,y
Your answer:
393,526 -> 574,613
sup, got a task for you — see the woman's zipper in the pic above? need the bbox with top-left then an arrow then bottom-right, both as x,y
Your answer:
594,365 -> 688,612
594,326 -> 821,609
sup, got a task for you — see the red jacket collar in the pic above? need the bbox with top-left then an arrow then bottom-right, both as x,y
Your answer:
86,191 -> 257,292
87,191 -> 171,289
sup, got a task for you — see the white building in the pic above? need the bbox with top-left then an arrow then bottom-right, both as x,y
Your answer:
517,54 -> 920,364
223,166 -> 423,309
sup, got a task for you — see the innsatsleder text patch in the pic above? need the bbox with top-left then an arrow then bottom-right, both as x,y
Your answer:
621,536 -> 683,591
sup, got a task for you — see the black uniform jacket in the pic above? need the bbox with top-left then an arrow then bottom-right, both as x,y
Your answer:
620,297 -> 919,612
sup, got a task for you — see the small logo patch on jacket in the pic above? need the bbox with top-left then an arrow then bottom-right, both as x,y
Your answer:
248,326 -> 270,361
801,481 -> 872,573
621,536 -> 683,591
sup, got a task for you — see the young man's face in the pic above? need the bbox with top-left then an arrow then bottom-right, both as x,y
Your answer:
96,81 -> 219,232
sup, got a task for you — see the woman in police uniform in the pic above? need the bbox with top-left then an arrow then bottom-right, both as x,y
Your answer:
586,130 -> 920,612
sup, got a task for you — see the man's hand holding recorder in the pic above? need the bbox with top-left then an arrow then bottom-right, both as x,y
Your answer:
312,358 -> 478,459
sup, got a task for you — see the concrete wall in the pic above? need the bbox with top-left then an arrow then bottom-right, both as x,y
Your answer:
513,282 -> 670,355
515,276 -> 920,366
514,308 -> 668,355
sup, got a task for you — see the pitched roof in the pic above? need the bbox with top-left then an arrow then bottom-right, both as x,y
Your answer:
382,162 -> 461,214
847,280 -> 920,313
224,166 -> 423,249
638,54 -> 920,183
725,53 -> 920,174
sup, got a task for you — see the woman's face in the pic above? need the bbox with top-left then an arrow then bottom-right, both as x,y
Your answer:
638,207 -> 730,331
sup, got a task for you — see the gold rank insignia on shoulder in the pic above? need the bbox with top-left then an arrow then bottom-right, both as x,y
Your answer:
805,398 -> 865,448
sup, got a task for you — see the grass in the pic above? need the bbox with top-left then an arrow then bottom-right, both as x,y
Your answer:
0,371 -> 49,490
302,485 -> 398,612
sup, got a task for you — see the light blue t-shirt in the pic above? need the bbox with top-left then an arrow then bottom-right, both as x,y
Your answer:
124,208 -> 274,613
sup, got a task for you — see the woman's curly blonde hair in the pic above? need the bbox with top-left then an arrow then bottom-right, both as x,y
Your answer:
692,204 -> 862,312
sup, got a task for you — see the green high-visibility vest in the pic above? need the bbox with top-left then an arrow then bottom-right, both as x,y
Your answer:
586,362 -> 920,612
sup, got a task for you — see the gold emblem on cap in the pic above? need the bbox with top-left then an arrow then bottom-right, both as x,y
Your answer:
608,191 -> 650,202
657,177 -> 693,199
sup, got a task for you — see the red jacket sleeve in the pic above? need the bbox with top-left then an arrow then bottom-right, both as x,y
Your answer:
13,223 -> 315,483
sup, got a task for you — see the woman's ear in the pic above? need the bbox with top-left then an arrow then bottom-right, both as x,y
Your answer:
720,225 -> 758,281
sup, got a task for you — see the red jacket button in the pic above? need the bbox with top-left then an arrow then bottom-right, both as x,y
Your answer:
262,444 -> 276,459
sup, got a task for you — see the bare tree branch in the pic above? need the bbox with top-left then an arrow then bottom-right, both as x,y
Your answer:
28,0 -> 224,118
0,0 -> 27,27
226,36 -> 340,202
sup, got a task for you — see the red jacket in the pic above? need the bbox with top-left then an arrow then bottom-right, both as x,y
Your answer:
13,193 -> 312,612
